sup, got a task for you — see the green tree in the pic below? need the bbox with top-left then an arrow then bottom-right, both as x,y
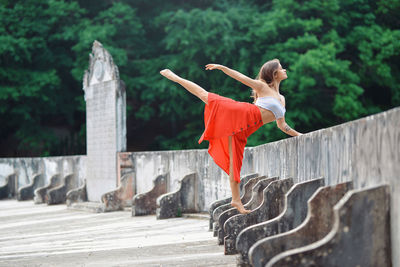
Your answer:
0,0 -> 83,156
0,0 -> 399,155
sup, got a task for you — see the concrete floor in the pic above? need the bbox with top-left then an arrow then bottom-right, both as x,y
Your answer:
0,200 -> 236,267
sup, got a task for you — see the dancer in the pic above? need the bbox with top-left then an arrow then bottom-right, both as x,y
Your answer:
160,59 -> 302,214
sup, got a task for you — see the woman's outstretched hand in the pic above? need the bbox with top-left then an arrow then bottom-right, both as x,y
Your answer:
160,69 -> 180,82
205,64 -> 225,71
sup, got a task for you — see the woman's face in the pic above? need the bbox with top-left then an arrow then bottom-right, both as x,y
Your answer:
276,64 -> 287,81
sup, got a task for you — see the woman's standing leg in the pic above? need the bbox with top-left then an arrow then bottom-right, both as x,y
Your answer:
228,136 -> 251,214
160,69 -> 208,104
161,69 -> 250,213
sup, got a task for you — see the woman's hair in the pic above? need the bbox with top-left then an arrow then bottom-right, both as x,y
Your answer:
251,59 -> 281,103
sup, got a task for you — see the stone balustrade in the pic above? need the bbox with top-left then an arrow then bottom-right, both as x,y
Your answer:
236,177 -> 325,266
265,185 -> 391,267
213,175 -> 267,238
217,177 -> 278,245
249,181 -> 353,267
208,173 -> 259,231
224,178 -> 294,254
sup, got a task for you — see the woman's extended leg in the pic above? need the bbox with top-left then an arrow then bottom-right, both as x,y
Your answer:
228,136 -> 251,214
160,69 -> 208,104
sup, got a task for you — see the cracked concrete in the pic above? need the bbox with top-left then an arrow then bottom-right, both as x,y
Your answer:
0,200 -> 235,267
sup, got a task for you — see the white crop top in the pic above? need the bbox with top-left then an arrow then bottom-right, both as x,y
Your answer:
255,96 -> 286,119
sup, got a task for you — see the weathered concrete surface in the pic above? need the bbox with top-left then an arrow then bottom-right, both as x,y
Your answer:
266,185 -> 392,267
17,173 -> 44,201
236,177 -> 324,266
84,40 -> 126,202
34,174 -> 61,204
217,177 -> 277,245
213,175 -> 267,238
0,173 -> 16,199
249,181 -> 353,267
209,173 -> 258,231
68,201 -> 106,213
0,199 -> 235,267
156,173 -> 200,219
132,174 -> 169,216
224,178 -> 293,254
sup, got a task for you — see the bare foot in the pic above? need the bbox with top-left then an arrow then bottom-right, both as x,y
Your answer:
231,201 -> 251,214
160,69 -> 180,82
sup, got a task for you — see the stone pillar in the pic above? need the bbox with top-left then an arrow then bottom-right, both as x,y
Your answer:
83,40 -> 126,202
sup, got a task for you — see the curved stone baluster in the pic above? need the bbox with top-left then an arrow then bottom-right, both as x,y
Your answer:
34,174 -> 61,204
66,179 -> 87,207
212,175 -> 266,237
266,185 -> 391,267
217,177 -> 278,245
249,181 -> 353,267
156,173 -> 199,219
224,178 -> 294,254
208,173 -> 259,231
47,174 -> 76,205
132,173 -> 169,216
18,174 -> 45,201
101,172 -> 136,212
210,197 -> 231,234
236,177 -> 325,266
216,177 -> 278,245
0,173 -> 17,199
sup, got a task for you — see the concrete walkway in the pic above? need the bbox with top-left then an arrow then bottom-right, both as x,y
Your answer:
0,200 -> 235,267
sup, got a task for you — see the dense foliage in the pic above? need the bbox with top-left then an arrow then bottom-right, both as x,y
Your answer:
0,0 -> 399,156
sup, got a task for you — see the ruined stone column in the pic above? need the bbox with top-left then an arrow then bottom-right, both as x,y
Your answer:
83,41 -> 126,202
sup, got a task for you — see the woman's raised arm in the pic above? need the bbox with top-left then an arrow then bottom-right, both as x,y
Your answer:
205,64 -> 264,92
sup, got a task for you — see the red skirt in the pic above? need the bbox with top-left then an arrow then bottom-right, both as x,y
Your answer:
198,93 -> 263,183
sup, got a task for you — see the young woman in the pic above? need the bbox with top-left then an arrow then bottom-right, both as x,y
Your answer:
160,59 -> 302,214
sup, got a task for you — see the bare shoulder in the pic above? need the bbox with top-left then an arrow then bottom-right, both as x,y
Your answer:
255,82 -> 272,94
251,79 -> 267,92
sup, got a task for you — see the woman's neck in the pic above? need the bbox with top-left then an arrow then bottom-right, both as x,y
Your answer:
270,81 -> 281,94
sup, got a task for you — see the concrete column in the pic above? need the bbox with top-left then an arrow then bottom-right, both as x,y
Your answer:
82,41 -> 126,202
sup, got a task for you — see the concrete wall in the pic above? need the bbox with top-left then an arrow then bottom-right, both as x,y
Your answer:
0,107 -> 398,265
133,149 -> 232,212
249,107 -> 399,266
0,156 -> 86,190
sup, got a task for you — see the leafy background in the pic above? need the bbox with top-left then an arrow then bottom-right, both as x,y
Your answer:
0,0 -> 399,156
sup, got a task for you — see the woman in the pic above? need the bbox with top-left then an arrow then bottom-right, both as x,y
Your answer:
160,59 -> 302,214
